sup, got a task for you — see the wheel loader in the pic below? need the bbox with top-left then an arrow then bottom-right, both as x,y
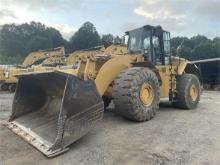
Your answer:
0,47 -> 65,92
1,45 -> 127,92
22,47 -> 65,67
6,25 -> 201,157
66,44 -> 127,65
0,66 -> 6,90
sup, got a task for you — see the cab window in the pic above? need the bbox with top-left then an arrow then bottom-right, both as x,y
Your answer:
152,37 -> 159,48
130,37 -> 137,50
143,37 -> 150,49
163,32 -> 171,64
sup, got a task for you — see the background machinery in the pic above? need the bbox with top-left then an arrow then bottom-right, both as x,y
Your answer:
66,44 -> 127,65
6,25 -> 201,157
0,47 -> 65,92
0,45 -> 127,92
22,47 -> 65,67
0,66 -> 5,89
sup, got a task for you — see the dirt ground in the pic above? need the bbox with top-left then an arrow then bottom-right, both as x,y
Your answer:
0,91 -> 220,165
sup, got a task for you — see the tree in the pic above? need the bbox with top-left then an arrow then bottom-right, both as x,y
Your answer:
69,22 -> 100,51
191,42 -> 218,60
46,27 -> 67,48
114,36 -> 122,44
171,37 -> 189,49
171,35 -> 219,61
179,46 -> 192,60
171,37 -> 193,53
0,24 -> 26,57
190,35 -> 210,48
0,21 -> 67,64
101,34 -> 114,47
26,36 -> 53,52
213,37 -> 220,44
212,37 -> 220,58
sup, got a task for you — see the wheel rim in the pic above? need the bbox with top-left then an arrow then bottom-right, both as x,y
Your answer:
139,83 -> 154,106
190,84 -> 198,101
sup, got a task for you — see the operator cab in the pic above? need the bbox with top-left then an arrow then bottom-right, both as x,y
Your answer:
125,25 -> 171,65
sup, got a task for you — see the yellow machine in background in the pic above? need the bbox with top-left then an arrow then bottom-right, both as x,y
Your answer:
0,45 -> 127,92
6,25 -> 201,157
41,56 -> 66,66
0,66 -> 6,90
1,66 -> 26,92
22,47 -> 65,67
104,44 -> 127,55
66,44 -> 127,65
0,47 -> 65,92
0,66 -> 4,82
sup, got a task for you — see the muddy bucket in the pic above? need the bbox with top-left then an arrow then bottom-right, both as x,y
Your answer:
6,71 -> 104,157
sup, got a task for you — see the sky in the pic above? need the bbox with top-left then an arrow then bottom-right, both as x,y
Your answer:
0,0 -> 219,40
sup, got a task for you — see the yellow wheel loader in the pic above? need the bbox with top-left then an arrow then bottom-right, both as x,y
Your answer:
1,44 -> 126,92
6,25 -> 201,157
1,66 -> 27,92
66,44 -> 127,65
0,66 -> 7,90
22,47 -> 65,67
0,47 -> 65,92
103,44 -> 127,56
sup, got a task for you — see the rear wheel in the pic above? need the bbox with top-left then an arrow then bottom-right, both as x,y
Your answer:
0,83 -> 9,91
173,74 -> 201,109
9,84 -> 16,93
113,67 -> 160,122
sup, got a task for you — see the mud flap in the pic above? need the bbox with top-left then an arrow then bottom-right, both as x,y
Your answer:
6,72 -> 104,157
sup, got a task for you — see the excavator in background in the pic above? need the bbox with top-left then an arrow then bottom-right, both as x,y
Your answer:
6,25 -> 201,157
0,47 -> 65,92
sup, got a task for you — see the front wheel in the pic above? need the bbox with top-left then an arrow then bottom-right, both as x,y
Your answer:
173,74 -> 201,109
0,83 -> 9,91
113,67 -> 160,122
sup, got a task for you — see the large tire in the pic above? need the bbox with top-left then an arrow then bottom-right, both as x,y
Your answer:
173,74 -> 201,109
0,83 -> 9,91
113,67 -> 160,122
9,84 -> 16,93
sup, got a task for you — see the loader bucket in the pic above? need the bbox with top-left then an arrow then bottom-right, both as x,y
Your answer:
6,72 -> 104,157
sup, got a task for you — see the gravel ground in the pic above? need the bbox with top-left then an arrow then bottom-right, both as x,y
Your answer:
0,91 -> 220,165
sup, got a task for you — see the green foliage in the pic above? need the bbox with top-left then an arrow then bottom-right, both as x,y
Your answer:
69,22 -> 100,51
0,21 -> 67,64
171,36 -> 220,61
100,34 -> 123,47
0,55 -> 24,65
114,36 -> 122,44
101,34 -> 114,48
69,22 -> 123,51
26,36 -> 53,52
